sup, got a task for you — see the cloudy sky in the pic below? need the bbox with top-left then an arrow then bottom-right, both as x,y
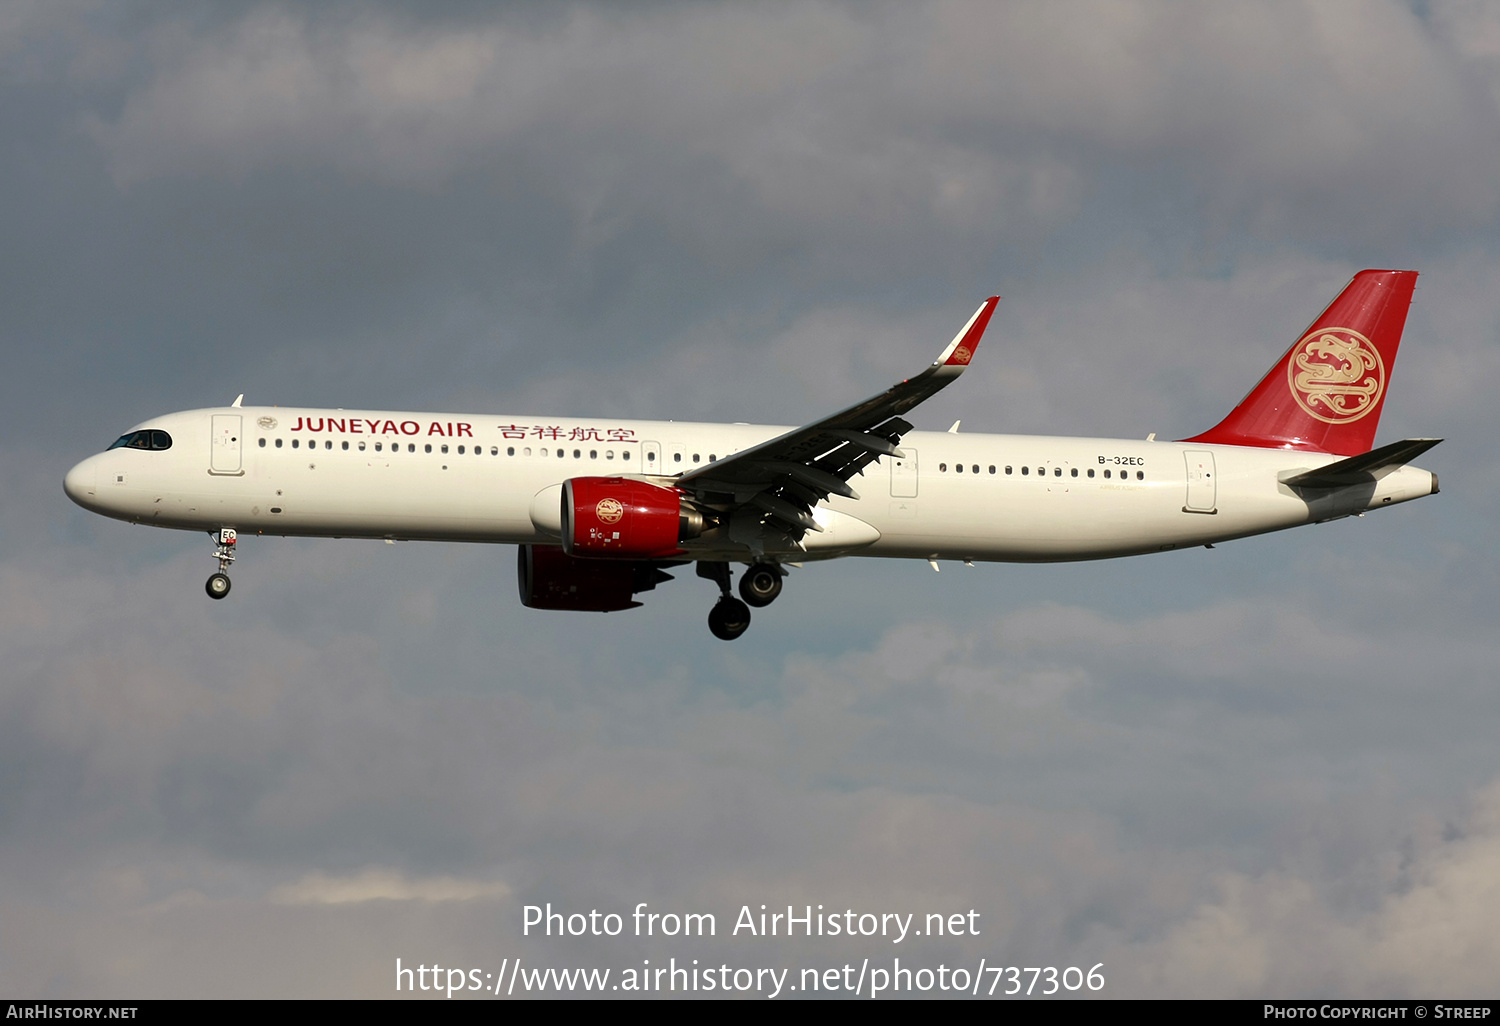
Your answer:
4,0 -> 1499,998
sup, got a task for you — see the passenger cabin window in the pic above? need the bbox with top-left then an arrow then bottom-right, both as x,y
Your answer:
258,438 -> 266,447
1021,466 -> 1028,475
276,438 -> 284,448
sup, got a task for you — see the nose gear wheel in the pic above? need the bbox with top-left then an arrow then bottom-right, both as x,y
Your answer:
206,528 -> 236,600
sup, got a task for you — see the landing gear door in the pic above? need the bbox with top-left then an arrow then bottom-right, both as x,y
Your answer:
210,414 -> 243,475
890,449 -> 918,498
1183,450 -> 1216,513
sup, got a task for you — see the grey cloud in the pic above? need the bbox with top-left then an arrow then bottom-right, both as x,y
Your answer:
76,2 -> 1500,246
3,535 -> 1499,995
1118,780 -> 1500,996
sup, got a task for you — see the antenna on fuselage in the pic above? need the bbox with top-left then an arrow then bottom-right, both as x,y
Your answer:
231,395 -> 243,408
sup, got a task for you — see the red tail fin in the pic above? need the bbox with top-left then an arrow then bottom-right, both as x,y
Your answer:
1183,269 -> 1417,456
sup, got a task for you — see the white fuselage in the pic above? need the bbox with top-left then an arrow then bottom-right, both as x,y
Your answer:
64,406 -> 1438,564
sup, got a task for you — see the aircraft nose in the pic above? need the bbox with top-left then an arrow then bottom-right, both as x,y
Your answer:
64,457 -> 98,507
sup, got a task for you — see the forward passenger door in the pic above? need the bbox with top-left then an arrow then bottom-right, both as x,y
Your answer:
210,415 -> 243,475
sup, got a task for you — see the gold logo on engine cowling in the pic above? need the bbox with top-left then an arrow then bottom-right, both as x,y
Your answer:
595,498 -> 624,524
952,345 -> 973,364
1286,327 -> 1385,424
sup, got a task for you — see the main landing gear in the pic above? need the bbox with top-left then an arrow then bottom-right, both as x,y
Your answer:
698,561 -> 750,641
206,528 -> 236,600
738,562 -> 784,608
699,561 -> 785,640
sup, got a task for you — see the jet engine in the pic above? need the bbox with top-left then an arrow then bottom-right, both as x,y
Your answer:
561,477 -> 706,558
517,544 -> 675,612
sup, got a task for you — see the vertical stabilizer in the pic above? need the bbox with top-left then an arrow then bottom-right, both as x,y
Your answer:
1183,269 -> 1417,456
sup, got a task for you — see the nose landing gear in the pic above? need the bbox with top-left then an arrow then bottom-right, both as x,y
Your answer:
206,528 -> 236,600
698,561 -> 751,641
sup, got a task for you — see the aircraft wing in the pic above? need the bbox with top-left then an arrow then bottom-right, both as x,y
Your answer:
675,296 -> 999,545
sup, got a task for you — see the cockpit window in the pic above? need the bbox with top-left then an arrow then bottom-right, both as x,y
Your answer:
107,430 -> 172,452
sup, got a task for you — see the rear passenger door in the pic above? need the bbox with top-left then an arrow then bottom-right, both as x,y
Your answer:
1183,451 -> 1216,512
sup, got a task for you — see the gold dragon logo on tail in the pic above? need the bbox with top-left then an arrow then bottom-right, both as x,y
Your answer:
1286,327 -> 1385,424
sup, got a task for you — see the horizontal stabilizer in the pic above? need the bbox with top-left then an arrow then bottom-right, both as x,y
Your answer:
1279,438 -> 1442,489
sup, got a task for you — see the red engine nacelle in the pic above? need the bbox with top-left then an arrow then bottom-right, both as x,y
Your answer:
517,544 -> 674,612
561,477 -> 705,559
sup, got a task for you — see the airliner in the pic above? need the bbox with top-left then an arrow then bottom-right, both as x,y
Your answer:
64,270 -> 1439,639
